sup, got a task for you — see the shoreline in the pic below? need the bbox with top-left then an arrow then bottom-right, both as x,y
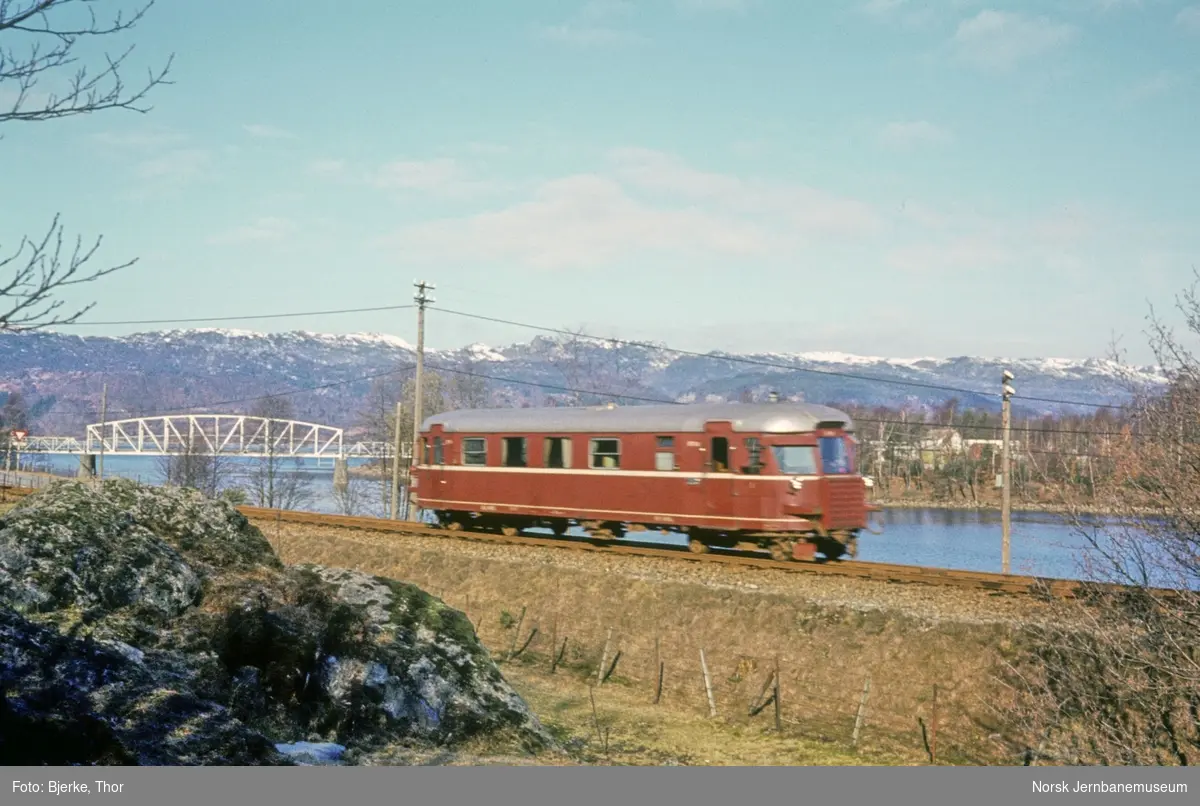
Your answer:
873,498 -> 1154,519
346,465 -> 1129,518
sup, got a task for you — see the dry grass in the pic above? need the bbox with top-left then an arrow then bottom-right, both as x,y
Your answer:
496,662 -> 917,766
256,519 -> 1030,765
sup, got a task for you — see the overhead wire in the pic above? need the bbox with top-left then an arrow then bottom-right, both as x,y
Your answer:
51,304 -> 416,328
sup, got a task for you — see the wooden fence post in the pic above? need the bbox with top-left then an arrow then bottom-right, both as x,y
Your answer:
931,684 -> 939,765
773,655 -> 782,731
507,606 -> 527,660
700,648 -> 717,718
596,627 -> 613,685
551,637 -> 568,674
852,675 -> 872,749
653,637 -> 663,705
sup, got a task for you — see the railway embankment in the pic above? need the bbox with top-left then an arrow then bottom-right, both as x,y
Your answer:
257,517 -> 1076,764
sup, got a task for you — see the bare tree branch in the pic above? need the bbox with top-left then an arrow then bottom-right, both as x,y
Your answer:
1,0 -> 172,332
0,0 -> 173,126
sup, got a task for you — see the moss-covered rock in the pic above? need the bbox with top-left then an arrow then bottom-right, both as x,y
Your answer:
0,480 -> 554,765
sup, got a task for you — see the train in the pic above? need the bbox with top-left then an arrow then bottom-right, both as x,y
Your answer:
409,401 -> 880,562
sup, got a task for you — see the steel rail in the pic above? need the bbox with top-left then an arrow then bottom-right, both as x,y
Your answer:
236,505 -> 1152,600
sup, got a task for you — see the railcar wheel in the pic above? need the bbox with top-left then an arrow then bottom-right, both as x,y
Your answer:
447,521 -> 463,531
769,539 -> 795,562
688,538 -> 710,554
818,538 -> 847,561
501,526 -> 519,537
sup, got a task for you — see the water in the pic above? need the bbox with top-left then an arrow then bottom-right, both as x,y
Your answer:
10,453 -> 1164,584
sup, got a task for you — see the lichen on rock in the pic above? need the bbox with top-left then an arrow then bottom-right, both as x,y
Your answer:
0,479 -> 554,765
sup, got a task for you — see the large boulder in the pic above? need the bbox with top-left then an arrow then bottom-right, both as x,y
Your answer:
0,479 -> 554,765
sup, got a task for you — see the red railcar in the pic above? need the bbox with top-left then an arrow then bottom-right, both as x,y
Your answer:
410,402 -> 877,561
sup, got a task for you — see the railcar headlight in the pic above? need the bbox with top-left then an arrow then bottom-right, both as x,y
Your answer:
790,478 -> 803,491
863,476 -> 874,488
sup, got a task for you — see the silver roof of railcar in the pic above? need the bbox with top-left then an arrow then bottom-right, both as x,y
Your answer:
421,402 -> 854,435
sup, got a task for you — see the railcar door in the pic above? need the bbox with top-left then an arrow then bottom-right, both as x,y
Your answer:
416,424 -> 444,513
703,421 -> 736,526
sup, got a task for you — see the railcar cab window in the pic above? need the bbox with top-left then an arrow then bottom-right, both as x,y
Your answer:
433,437 -> 444,465
544,437 -> 572,468
462,437 -> 487,466
655,436 -> 676,471
772,445 -> 818,475
502,437 -> 527,468
589,438 -> 620,469
819,436 -> 853,475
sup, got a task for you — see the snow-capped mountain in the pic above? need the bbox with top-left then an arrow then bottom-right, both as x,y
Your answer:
0,328 -> 1166,434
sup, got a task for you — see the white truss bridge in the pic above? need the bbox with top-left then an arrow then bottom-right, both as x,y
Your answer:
15,415 -> 410,460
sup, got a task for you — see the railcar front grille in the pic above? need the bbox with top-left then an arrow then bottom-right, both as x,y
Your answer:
824,477 -> 867,529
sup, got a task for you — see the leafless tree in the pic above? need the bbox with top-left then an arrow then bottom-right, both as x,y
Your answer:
443,360 -> 489,410
537,326 -> 650,405
1,1 -> 173,330
156,433 -> 232,498
992,277 -> 1200,766
331,473 -> 367,516
357,374 -> 406,515
241,395 -> 314,510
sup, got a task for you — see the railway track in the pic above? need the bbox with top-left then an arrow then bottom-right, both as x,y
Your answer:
0,484 -> 1173,600
237,504 -> 1095,599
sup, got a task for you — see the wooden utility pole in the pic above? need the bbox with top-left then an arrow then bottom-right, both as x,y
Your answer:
409,280 -> 434,523
97,382 -> 108,483
389,400 -> 403,520
1001,370 -> 1014,575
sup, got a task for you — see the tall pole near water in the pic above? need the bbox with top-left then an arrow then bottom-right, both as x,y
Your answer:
409,280 -> 434,522
1001,370 -> 1014,574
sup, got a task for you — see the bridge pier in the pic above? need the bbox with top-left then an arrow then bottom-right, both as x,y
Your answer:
333,457 -> 349,494
78,454 -> 96,478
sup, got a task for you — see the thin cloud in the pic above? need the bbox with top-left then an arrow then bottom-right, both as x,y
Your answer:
373,174 -> 776,270
535,23 -> 646,45
877,121 -> 954,149
207,216 -> 299,246
1121,70 -> 1178,101
308,158 -> 348,177
91,126 -> 188,150
951,10 -> 1076,72
607,147 -> 884,237
243,123 -> 298,139
370,157 -> 498,198
676,0 -> 748,12
1176,5 -> 1200,32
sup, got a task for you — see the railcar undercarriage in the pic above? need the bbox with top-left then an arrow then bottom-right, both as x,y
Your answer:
428,510 -> 859,563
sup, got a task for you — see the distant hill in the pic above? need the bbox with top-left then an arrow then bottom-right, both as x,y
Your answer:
0,328 -> 1165,435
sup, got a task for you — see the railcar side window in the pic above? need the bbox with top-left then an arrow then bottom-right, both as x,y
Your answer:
433,437 -> 444,465
710,437 -> 730,472
743,437 -> 763,474
544,437 -> 572,468
655,436 -> 675,471
589,438 -> 621,469
502,437 -> 527,467
462,437 -> 487,466
772,445 -> 818,475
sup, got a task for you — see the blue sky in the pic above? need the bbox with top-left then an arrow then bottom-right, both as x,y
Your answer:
2,0 -> 1198,363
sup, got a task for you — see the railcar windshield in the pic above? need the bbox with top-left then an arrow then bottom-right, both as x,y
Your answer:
771,445 -> 818,475
819,436 -> 855,475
